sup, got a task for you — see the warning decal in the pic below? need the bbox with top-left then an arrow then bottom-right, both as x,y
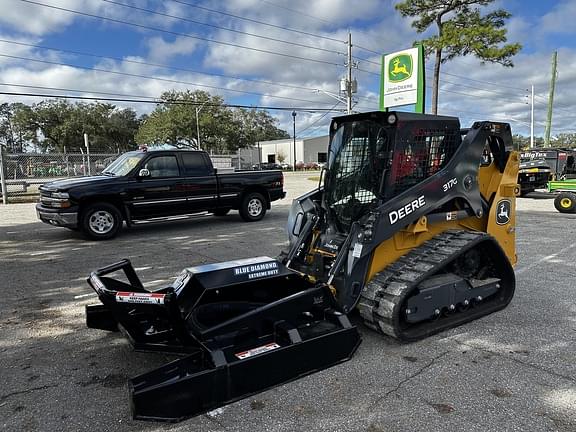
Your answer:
116,292 -> 165,305
235,342 -> 280,359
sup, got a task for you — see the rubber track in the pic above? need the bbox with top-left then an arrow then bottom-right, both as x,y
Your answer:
357,229 -> 497,341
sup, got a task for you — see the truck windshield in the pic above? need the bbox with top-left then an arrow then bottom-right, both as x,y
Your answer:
102,152 -> 145,176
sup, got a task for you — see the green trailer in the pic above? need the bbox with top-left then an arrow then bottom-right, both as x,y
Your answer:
548,179 -> 576,213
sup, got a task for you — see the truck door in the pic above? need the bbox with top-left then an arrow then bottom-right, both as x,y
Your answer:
128,154 -> 187,218
179,152 -> 219,212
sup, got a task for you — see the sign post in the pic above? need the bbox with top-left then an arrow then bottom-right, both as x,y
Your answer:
380,44 -> 425,113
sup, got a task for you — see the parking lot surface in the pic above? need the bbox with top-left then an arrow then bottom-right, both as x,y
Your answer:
0,177 -> 575,432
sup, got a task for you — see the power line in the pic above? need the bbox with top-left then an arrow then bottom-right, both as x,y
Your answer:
0,53 -> 342,106
357,67 -> 380,76
260,0 -> 334,25
258,0 -> 393,58
297,102 -> 342,137
533,94 -> 575,115
0,82 -> 163,99
0,39 -> 329,94
3,82 -> 350,116
0,90 -> 338,112
354,45 -> 382,56
359,56 -> 529,92
101,0 -> 344,57
164,0 -> 345,44
17,0 -> 343,68
353,56 -> 381,67
430,78 -> 525,99
252,0 -> 529,98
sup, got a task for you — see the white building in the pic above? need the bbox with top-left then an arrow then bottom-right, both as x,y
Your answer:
257,136 -> 329,166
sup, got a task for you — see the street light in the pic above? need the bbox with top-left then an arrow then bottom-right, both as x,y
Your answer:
292,111 -> 297,172
195,100 -> 209,150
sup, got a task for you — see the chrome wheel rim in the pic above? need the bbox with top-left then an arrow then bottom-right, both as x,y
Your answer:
247,198 -> 263,217
89,210 -> 115,234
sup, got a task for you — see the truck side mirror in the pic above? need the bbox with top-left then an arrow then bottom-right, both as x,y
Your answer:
138,168 -> 150,177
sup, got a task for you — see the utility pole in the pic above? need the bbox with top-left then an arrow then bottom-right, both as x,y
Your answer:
84,133 -> 91,176
195,101 -> 209,151
346,32 -> 353,114
544,51 -> 558,147
292,111 -> 297,171
0,144 -> 7,205
343,32 -> 357,114
530,85 -> 534,148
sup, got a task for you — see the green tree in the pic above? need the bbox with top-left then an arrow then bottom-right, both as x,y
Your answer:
512,134 -> 545,150
10,100 -> 140,153
396,0 -> 521,114
136,90 -> 225,150
551,133 -> 576,149
0,103 -> 27,152
136,90 -> 289,153
232,108 -> 290,152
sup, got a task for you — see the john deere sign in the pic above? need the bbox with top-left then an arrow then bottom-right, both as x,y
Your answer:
380,45 -> 425,113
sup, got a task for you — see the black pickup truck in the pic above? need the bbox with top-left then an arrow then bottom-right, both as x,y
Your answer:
36,149 -> 285,239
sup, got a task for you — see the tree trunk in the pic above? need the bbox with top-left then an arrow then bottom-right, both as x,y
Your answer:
431,17 -> 445,115
432,47 -> 442,115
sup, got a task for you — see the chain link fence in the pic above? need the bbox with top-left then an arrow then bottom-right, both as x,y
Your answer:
0,148 -> 234,203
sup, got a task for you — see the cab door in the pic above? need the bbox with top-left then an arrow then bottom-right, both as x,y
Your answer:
179,152 -> 219,212
127,154 -> 187,218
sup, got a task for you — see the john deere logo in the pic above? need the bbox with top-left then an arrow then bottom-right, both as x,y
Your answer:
388,54 -> 413,82
496,199 -> 511,225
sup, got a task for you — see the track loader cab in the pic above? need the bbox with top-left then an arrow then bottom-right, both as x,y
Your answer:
323,112 -> 461,231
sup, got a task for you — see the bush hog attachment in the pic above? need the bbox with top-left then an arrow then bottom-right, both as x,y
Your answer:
86,111 -> 519,422
86,257 -> 360,422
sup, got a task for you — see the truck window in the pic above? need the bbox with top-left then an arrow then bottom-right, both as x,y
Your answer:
145,155 -> 180,178
181,153 -> 212,176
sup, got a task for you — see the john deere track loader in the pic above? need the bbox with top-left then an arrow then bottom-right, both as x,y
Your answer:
85,111 -> 519,422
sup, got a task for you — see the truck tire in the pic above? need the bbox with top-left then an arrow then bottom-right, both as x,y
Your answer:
239,192 -> 267,222
212,208 -> 231,216
554,192 -> 576,213
81,202 -> 123,240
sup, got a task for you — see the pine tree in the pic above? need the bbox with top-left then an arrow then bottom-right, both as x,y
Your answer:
396,0 -> 521,114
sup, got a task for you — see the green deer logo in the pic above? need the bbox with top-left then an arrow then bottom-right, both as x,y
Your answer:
388,54 -> 413,82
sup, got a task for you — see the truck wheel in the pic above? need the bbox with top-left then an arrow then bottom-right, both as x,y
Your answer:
213,208 -> 230,216
81,203 -> 122,240
554,192 -> 576,213
239,192 -> 267,222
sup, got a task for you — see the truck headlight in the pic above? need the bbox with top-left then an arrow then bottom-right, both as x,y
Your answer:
49,192 -> 71,208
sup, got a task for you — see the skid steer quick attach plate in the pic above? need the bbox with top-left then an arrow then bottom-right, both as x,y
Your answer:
86,257 -> 360,422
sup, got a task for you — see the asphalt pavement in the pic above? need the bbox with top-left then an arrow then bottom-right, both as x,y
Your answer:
0,177 -> 575,432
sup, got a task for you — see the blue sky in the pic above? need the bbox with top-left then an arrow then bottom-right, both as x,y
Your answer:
0,0 -> 575,139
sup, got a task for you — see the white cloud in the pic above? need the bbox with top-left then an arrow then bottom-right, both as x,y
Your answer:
0,0 -> 110,36
146,36 -> 198,63
540,0 -> 576,35
1,0 -> 576,138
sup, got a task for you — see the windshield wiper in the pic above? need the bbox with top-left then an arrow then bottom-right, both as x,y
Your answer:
101,171 -> 116,176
